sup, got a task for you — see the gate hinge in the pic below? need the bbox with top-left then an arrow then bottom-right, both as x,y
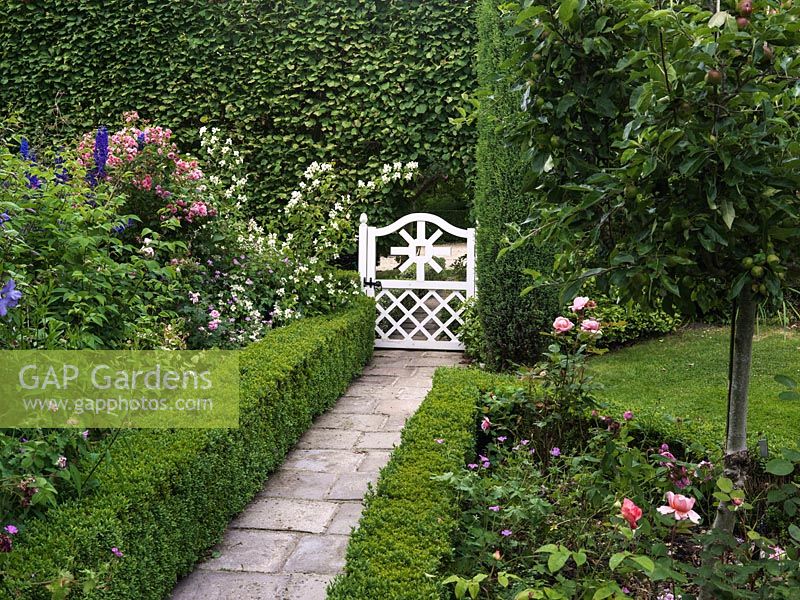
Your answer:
362,277 -> 383,291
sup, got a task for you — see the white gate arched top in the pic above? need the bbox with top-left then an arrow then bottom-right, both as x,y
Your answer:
363,212 -> 472,240
358,212 -> 475,351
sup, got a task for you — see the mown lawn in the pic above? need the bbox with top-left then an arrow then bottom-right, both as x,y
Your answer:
590,325 -> 800,451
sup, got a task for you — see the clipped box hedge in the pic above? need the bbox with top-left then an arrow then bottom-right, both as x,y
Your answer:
1,296 -> 374,599
327,367 -> 510,600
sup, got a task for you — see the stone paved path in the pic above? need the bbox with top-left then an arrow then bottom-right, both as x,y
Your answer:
172,350 -> 463,600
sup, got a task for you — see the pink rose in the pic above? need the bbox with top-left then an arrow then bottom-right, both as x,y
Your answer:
570,296 -> 590,312
581,319 -> 601,333
621,498 -> 642,529
657,491 -> 701,524
480,417 -> 491,432
553,317 -> 575,333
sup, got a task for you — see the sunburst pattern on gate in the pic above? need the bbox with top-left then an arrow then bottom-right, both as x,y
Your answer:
358,213 -> 475,351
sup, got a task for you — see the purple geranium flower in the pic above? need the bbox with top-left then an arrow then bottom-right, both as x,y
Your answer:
4,525 -> 18,535
111,547 -> 124,558
500,529 -> 512,537
0,279 -> 23,317
550,447 -> 561,457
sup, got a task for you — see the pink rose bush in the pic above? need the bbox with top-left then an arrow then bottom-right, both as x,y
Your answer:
76,111 -> 217,233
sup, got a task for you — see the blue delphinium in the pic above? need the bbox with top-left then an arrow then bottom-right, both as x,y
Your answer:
86,126 -> 109,188
136,131 -> 145,149
93,127 -> 109,178
0,213 -> 10,227
0,279 -> 23,318
111,218 -> 135,235
19,138 -> 35,162
19,138 -> 42,189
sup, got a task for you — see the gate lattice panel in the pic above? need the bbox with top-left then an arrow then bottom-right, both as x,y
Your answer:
358,213 -> 475,351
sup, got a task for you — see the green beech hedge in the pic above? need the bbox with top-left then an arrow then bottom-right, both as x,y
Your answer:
1,297 -> 374,599
0,0 -> 476,219
474,0 -> 559,370
327,368 -> 508,600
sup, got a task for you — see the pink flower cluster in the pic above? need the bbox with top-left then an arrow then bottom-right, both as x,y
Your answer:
77,112 -> 214,226
552,297 -> 602,336
164,199 -> 217,223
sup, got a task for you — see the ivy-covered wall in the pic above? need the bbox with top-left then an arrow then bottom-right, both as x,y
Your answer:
0,0 -> 476,218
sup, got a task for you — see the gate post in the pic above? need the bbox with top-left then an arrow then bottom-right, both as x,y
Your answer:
358,213 -> 370,296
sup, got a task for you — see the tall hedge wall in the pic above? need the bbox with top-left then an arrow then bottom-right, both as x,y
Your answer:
0,0 -> 476,217
0,297 -> 374,599
474,0 -> 559,369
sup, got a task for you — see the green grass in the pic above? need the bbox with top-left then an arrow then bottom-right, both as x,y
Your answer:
590,325 -> 800,451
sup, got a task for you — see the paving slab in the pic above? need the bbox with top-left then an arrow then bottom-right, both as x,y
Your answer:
356,450 -> 393,473
326,502 -> 365,535
257,470 -> 337,501
282,574 -> 335,600
282,449 -> 365,473
296,428 -> 362,450
198,530 -> 298,573
283,534 -> 350,574
172,349 -> 462,600
230,498 -> 337,533
356,431 -> 403,450
326,395 -> 378,414
172,571 -> 289,600
327,473 -> 374,500
312,412 -> 387,431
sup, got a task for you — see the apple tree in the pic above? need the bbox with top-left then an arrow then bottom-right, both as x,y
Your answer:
508,0 -> 800,537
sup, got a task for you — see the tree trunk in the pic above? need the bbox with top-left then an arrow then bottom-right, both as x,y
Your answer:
712,287 -> 757,534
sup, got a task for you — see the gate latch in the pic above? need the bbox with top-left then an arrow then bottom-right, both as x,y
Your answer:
363,277 -> 383,292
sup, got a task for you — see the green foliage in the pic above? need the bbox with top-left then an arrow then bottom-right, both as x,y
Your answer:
0,297 -> 375,599
0,135 -> 183,350
474,0 -> 559,370
327,368 -> 506,600
591,293 -> 681,347
458,297 -> 488,363
0,430 -> 99,526
0,0 -> 476,222
508,1 -> 800,316
440,385 -> 800,599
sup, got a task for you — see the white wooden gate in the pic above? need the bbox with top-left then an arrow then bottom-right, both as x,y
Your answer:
358,212 -> 475,351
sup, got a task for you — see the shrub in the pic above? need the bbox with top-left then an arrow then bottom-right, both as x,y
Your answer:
474,0 -> 559,370
0,296 -> 375,599
327,367 -> 510,600
592,293 -> 681,347
457,297 -> 487,363
0,1 -> 476,221
0,130 -> 183,350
